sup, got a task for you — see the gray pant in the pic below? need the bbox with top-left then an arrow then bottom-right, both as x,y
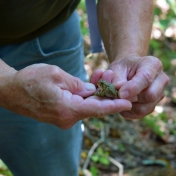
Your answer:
0,11 -> 86,176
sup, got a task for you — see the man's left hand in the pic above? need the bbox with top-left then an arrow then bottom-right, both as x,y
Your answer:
90,55 -> 169,119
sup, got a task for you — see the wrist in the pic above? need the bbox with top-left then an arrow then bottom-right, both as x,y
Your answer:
108,47 -> 148,63
114,53 -> 141,62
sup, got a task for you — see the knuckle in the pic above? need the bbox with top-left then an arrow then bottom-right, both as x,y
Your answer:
72,77 -> 83,91
145,91 -> 157,103
156,59 -> 163,70
127,82 -> 139,95
148,56 -> 163,71
48,65 -> 60,77
137,106 -> 154,116
74,77 -> 82,87
130,82 -> 138,91
141,71 -> 153,86
158,61 -> 163,70
138,107 -> 146,116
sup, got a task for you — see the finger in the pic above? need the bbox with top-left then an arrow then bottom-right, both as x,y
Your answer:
108,60 -> 128,89
137,71 -> 169,103
101,70 -> 113,83
56,69 -> 96,97
90,69 -> 114,86
77,98 -> 132,118
64,91 -> 132,117
90,69 -> 103,85
57,86 -> 132,129
91,94 -> 138,102
120,93 -> 164,119
127,96 -> 138,102
119,65 -> 161,99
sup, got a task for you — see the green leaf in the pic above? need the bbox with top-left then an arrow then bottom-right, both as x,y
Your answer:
99,156 -> 110,166
160,58 -> 171,71
97,147 -> 104,155
159,19 -> 170,31
143,115 -> 166,137
90,166 -> 98,176
91,155 -> 99,163
150,39 -> 162,49
118,143 -> 125,152
154,7 -> 162,16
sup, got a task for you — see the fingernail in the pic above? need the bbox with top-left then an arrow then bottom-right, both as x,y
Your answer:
84,83 -> 96,91
120,91 -> 129,99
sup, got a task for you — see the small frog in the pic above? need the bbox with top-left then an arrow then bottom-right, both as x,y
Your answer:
94,79 -> 118,99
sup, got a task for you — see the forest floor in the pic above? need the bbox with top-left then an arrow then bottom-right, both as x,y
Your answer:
79,42 -> 176,176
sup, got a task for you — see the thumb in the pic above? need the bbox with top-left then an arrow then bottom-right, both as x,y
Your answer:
58,70 -> 96,97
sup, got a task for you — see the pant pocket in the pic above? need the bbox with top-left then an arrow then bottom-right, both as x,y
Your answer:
32,11 -> 83,58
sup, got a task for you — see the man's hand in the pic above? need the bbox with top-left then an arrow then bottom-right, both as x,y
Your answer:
0,60 -> 132,129
91,55 -> 169,119
95,0 -> 169,119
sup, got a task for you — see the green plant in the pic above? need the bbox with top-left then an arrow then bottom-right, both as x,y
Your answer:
91,147 -> 110,166
143,113 -> 167,137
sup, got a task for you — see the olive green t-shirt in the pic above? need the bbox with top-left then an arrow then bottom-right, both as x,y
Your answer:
0,0 -> 80,44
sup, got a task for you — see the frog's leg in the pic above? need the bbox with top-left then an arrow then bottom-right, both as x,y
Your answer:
94,89 -> 103,97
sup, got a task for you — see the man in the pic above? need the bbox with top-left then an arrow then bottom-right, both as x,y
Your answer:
0,0 -> 169,175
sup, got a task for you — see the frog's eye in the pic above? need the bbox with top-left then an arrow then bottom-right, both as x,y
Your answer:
102,83 -> 107,89
100,82 -> 104,86
97,82 -> 103,88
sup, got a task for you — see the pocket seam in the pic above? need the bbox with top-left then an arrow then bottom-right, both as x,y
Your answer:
32,37 -> 83,57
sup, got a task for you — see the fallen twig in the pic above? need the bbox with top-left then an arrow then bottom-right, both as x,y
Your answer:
82,122 -> 124,176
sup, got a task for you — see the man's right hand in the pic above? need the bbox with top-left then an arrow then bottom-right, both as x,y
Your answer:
0,60 -> 132,129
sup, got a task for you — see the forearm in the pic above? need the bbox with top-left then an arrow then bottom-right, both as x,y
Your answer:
97,0 -> 153,62
0,59 -> 17,107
